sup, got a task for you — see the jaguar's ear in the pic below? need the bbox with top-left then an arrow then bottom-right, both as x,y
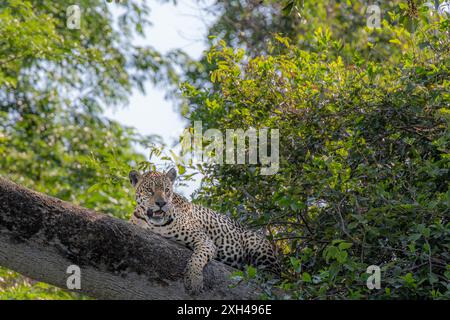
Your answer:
129,170 -> 141,187
166,167 -> 177,183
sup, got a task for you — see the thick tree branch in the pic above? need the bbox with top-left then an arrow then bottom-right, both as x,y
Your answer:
0,177 -> 262,300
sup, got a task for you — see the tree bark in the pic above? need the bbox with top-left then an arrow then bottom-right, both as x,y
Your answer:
0,177 -> 262,300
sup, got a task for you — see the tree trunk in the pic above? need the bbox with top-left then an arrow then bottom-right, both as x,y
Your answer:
0,177 -> 261,300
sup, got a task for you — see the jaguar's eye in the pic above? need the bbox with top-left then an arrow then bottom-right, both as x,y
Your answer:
148,190 -> 154,196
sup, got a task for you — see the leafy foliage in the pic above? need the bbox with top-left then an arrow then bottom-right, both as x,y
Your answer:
181,5 -> 449,299
1,0 -> 449,300
0,0 -> 170,299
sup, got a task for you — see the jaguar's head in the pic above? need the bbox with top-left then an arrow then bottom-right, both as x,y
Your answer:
129,168 -> 177,226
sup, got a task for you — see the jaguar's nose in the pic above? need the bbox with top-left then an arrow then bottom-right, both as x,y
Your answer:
155,200 -> 166,208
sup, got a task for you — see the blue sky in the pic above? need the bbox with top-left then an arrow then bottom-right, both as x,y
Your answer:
105,0 -> 214,197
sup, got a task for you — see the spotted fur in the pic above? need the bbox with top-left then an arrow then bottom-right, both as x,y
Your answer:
129,168 -> 281,295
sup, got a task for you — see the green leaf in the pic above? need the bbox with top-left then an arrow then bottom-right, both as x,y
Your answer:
338,242 -> 352,250
302,272 -> 312,282
282,1 -> 294,15
247,266 -> 257,278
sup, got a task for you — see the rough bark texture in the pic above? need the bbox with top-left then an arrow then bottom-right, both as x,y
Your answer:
0,177 -> 262,300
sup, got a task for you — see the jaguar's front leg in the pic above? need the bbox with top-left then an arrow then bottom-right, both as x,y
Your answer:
184,232 -> 216,295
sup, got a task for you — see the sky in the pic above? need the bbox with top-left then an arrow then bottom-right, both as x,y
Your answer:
105,0 -> 214,197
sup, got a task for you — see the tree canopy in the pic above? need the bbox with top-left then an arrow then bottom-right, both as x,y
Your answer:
0,0 -> 449,299
181,0 -> 449,299
0,0 -> 161,299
